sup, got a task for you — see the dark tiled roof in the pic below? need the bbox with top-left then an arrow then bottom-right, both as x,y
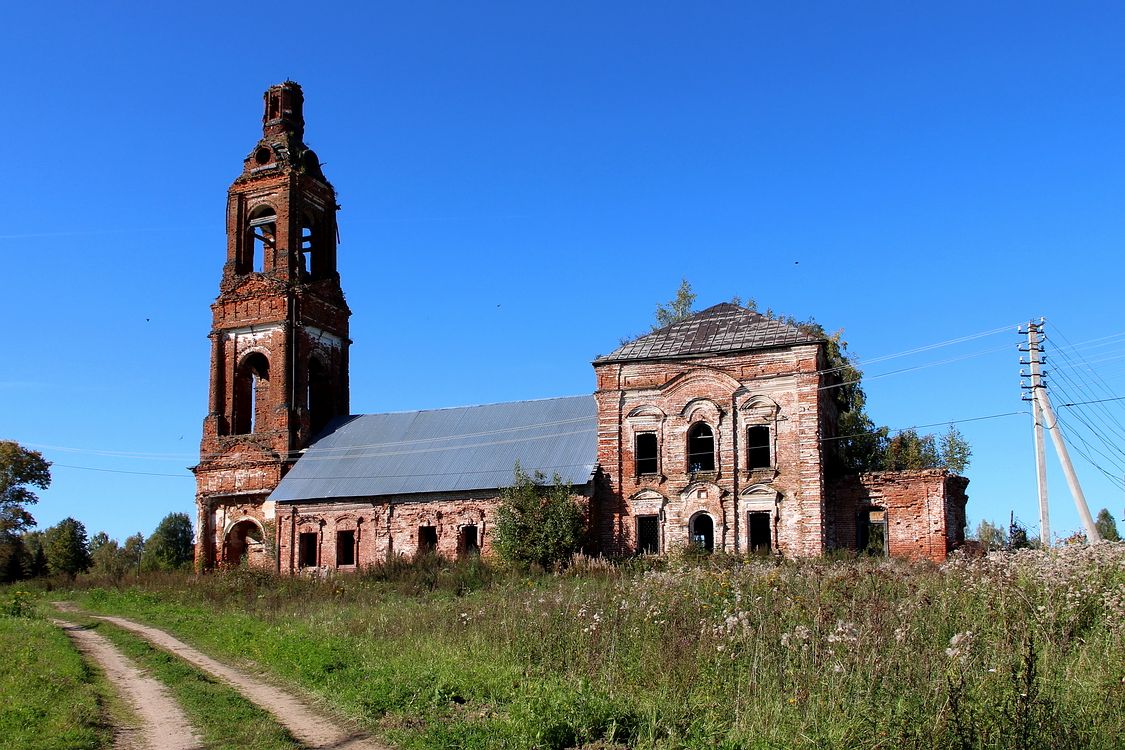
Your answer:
270,395 -> 596,503
595,303 -> 823,364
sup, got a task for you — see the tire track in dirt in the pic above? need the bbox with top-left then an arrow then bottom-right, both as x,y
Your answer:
52,618 -> 204,750
90,614 -> 390,750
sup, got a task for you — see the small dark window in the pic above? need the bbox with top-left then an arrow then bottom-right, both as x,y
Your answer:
298,532 -> 318,567
459,525 -> 479,557
748,511 -> 771,554
858,508 -> 888,556
687,422 -> 715,472
418,526 -> 438,553
637,515 -> 659,554
635,432 -> 658,475
336,530 -> 355,566
254,147 -> 271,165
747,425 -> 771,469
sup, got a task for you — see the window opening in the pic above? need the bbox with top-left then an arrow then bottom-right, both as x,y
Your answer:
747,425 -> 771,469
336,530 -> 355,566
635,432 -> 658,475
418,525 -> 438,554
748,511 -> 771,554
233,353 -> 269,435
691,513 -> 714,553
459,525 -> 479,557
637,515 -> 659,554
299,215 -> 314,276
298,532 -> 318,567
858,507 -> 888,556
687,423 -> 715,472
307,357 -> 333,437
246,206 -> 276,274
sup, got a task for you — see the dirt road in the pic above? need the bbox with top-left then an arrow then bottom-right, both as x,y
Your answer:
52,618 -> 204,750
91,614 -> 389,750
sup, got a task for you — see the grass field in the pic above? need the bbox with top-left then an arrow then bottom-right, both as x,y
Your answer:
18,543 -> 1125,749
0,593 -> 110,750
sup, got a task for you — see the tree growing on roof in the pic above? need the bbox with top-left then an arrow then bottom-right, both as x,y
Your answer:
494,463 -> 584,569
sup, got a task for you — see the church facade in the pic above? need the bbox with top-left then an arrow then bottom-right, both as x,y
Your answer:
193,83 -> 969,573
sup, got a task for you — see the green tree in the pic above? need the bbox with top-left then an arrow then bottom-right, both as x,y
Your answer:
121,533 -> 145,575
939,425 -> 972,474
974,519 -> 1007,551
20,530 -> 48,578
90,538 -> 129,582
1095,508 -> 1121,542
494,463 -> 584,569
653,278 -> 697,330
140,513 -> 194,572
0,441 -> 51,535
43,517 -> 92,580
883,429 -> 941,470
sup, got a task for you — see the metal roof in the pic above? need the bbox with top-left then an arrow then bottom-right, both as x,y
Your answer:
270,395 -> 597,503
595,303 -> 823,364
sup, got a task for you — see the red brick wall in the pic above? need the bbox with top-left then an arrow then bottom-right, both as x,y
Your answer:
828,470 -> 969,562
592,343 -> 830,557
274,487 -> 591,573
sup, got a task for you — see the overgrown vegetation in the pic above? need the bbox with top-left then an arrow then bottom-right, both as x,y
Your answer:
47,544 -> 1125,750
493,463 -> 584,569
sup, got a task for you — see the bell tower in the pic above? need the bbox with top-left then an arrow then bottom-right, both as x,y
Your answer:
193,82 -> 351,570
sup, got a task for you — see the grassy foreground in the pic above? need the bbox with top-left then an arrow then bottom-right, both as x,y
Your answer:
57,545 -> 1125,750
0,593 -> 109,750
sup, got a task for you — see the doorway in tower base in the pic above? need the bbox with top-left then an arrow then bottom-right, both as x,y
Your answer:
224,519 -> 267,567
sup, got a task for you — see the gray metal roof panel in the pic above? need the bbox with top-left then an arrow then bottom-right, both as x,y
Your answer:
270,394 -> 597,502
595,303 -> 823,364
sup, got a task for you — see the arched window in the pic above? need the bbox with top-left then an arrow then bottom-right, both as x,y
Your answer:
307,356 -> 334,437
687,422 -> 715,472
690,513 -> 714,553
233,352 -> 269,435
298,214 -> 314,277
243,205 -> 276,274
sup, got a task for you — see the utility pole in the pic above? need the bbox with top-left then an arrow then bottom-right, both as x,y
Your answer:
1020,320 -> 1102,543
1021,321 -> 1051,546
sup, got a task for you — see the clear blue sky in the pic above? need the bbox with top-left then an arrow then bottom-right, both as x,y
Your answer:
3,2 -> 1124,543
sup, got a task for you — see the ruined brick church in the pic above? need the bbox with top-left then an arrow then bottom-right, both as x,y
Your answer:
193,83 -> 968,573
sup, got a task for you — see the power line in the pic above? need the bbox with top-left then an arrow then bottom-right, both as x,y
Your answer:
820,410 -> 1028,442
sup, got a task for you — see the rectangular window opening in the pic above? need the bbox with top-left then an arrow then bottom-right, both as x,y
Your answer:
635,432 -> 658,475
637,515 -> 659,554
747,425 -> 771,469
748,511 -> 771,554
858,509 -> 888,556
336,529 -> 355,566
418,525 -> 438,554
298,532 -> 318,568
459,525 -> 479,557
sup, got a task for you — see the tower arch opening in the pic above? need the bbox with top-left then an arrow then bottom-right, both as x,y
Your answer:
233,352 -> 270,435
243,205 -> 276,274
307,355 -> 334,438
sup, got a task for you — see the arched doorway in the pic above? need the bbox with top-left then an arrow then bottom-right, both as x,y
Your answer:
225,520 -> 264,565
690,513 -> 714,553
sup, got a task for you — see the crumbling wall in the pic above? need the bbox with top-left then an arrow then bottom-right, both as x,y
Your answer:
829,470 -> 969,562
